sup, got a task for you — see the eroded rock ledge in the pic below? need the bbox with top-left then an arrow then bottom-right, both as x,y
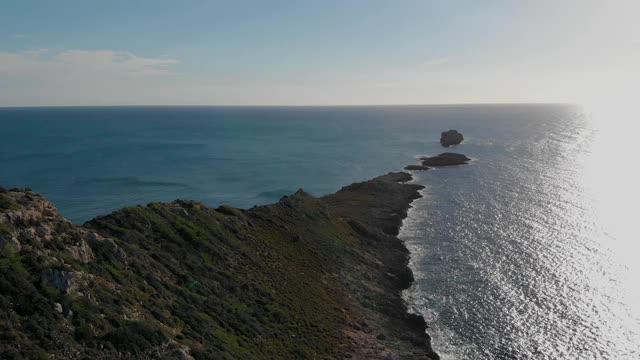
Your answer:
0,174 -> 438,359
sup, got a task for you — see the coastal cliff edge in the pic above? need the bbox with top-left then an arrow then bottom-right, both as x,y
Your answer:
0,173 -> 437,359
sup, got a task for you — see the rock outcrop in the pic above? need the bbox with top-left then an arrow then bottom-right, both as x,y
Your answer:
440,129 -> 464,147
40,269 -> 94,294
421,152 -> 470,166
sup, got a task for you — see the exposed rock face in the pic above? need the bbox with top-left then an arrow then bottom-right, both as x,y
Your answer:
84,232 -> 127,264
440,129 -> 464,147
40,269 -> 94,294
404,164 -> 430,171
421,152 -> 470,166
66,240 -> 95,263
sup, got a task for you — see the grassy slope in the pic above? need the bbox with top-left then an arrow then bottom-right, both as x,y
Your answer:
0,174 -> 438,359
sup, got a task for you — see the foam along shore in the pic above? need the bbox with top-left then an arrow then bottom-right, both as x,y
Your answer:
0,173 -> 439,359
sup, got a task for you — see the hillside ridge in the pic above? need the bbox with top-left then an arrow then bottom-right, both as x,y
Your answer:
0,173 -> 438,359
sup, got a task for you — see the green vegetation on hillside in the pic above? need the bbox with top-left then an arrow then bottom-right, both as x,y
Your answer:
0,174 -> 438,359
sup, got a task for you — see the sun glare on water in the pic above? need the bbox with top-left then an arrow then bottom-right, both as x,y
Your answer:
579,100 -> 640,343
581,101 -> 640,242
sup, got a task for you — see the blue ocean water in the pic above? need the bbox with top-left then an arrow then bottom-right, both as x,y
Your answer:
1,105 -> 638,359
0,105 -> 524,223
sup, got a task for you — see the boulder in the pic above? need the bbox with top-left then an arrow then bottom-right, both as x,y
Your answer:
53,302 -> 63,314
421,153 -> 470,166
440,130 -> 464,147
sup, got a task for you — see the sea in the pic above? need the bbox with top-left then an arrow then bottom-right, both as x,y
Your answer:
1,104 -> 638,359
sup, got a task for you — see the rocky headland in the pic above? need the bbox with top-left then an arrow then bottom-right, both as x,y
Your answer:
0,173 -> 439,359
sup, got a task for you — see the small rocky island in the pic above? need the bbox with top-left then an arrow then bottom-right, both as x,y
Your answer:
440,129 -> 464,147
404,130 -> 471,170
421,152 -> 471,166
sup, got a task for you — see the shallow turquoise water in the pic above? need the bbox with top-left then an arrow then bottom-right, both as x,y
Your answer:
1,104 -> 638,359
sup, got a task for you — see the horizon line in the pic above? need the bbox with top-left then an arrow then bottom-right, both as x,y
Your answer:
0,102 -> 575,109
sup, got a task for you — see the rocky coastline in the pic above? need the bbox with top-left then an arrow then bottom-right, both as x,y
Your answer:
0,173 -> 438,359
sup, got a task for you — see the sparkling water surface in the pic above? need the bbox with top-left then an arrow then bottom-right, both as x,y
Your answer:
400,105 -> 640,359
1,105 -> 638,358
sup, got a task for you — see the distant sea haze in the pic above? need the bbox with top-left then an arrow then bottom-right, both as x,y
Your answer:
1,104 -> 638,359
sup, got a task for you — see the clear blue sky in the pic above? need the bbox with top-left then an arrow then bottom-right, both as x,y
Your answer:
1,0 -> 637,106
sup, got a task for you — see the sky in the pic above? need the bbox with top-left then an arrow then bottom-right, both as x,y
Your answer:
0,0 -> 638,106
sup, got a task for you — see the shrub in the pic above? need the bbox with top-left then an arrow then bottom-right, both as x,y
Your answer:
0,222 -> 12,238
0,251 -> 26,274
101,321 -> 167,354
0,194 -> 19,211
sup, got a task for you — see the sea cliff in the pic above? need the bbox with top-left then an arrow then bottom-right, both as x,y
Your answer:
0,173 -> 437,359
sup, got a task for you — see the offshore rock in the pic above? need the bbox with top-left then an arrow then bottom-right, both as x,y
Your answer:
421,152 -> 470,166
404,165 -> 430,171
440,129 -> 464,147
